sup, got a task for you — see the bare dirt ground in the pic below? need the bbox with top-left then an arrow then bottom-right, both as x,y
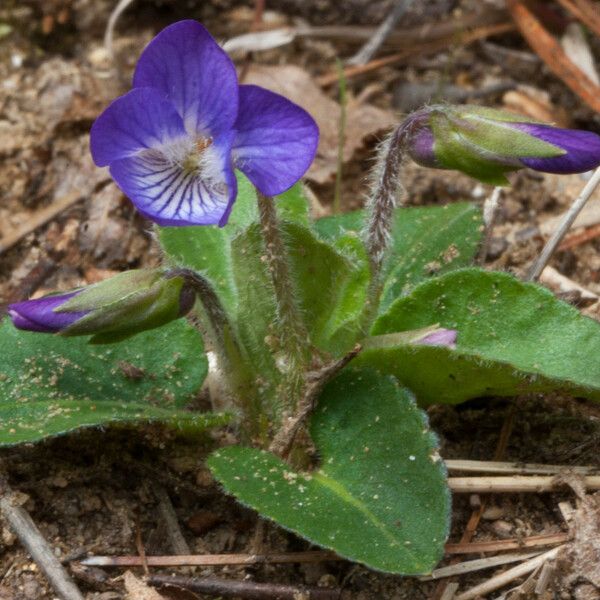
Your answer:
1,1 -> 600,598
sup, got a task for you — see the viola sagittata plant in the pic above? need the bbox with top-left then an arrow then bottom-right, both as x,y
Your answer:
90,20 -> 318,226
5,19 -> 600,579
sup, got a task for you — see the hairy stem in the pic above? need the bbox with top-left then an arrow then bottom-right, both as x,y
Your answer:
168,268 -> 261,438
256,191 -> 310,412
361,120 -> 415,331
269,344 -> 361,460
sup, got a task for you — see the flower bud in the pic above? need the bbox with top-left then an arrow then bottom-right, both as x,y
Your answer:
405,105 -> 600,184
8,269 -> 195,343
415,328 -> 457,349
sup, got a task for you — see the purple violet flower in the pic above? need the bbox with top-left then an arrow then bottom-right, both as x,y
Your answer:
90,20 -> 319,226
404,105 -> 600,185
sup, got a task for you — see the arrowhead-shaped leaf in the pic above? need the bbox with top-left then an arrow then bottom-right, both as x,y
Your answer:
208,368 -> 449,574
358,268 -> 600,404
0,319 -> 226,445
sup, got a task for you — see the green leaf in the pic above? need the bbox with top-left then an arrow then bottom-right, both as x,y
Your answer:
231,221 -> 369,369
228,223 -> 280,405
225,220 -> 369,416
159,225 -> 238,313
286,224 -> 368,354
158,174 -> 309,314
314,203 -> 483,311
0,319 -> 226,445
208,368 -> 449,574
357,268 -> 600,405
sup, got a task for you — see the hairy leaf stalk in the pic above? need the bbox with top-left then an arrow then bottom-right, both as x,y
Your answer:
256,191 -> 311,412
169,269 -> 262,439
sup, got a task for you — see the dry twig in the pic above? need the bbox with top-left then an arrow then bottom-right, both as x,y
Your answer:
81,550 -> 338,568
449,475 -> 600,493
454,545 -> 564,600
420,551 -> 542,581
434,405 -> 517,599
534,560 -> 555,594
302,9 -> 510,48
347,0 -> 414,66
539,265 -> 598,303
506,0 -> 600,113
559,222 -> 600,251
155,485 -> 191,556
445,459 -> 599,475
317,22 -> 515,87
148,574 -> 340,600
440,583 -> 459,600
444,532 -> 569,555
555,0 -> 600,38
527,167 -> 600,280
134,517 -> 149,576
79,533 -> 571,567
269,345 -> 361,458
104,0 -> 137,58
0,479 -> 84,600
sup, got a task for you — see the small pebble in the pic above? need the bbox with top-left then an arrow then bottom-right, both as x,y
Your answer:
487,237 -> 508,260
482,505 -> 505,520
490,519 -> 513,538
21,578 -> 41,600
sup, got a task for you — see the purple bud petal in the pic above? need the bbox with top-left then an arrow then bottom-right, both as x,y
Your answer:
512,123 -> 600,174
8,292 -> 88,333
417,328 -> 457,349
404,110 -> 440,168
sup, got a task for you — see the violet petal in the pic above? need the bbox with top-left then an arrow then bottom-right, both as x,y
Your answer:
90,87 -> 187,167
232,85 -> 318,196
514,123 -> 600,174
108,132 -> 237,226
133,20 -> 239,137
8,292 -> 87,333
404,110 -> 440,168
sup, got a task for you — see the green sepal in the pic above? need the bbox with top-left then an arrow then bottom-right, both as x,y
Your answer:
60,269 -> 187,341
429,105 -> 565,185
435,106 -> 565,159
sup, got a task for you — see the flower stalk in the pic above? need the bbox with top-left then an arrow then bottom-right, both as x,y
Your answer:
361,119 -> 420,332
364,127 -> 405,274
256,190 -> 311,412
171,269 -> 263,440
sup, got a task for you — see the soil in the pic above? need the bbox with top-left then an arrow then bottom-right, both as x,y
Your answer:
1,1 -> 600,598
